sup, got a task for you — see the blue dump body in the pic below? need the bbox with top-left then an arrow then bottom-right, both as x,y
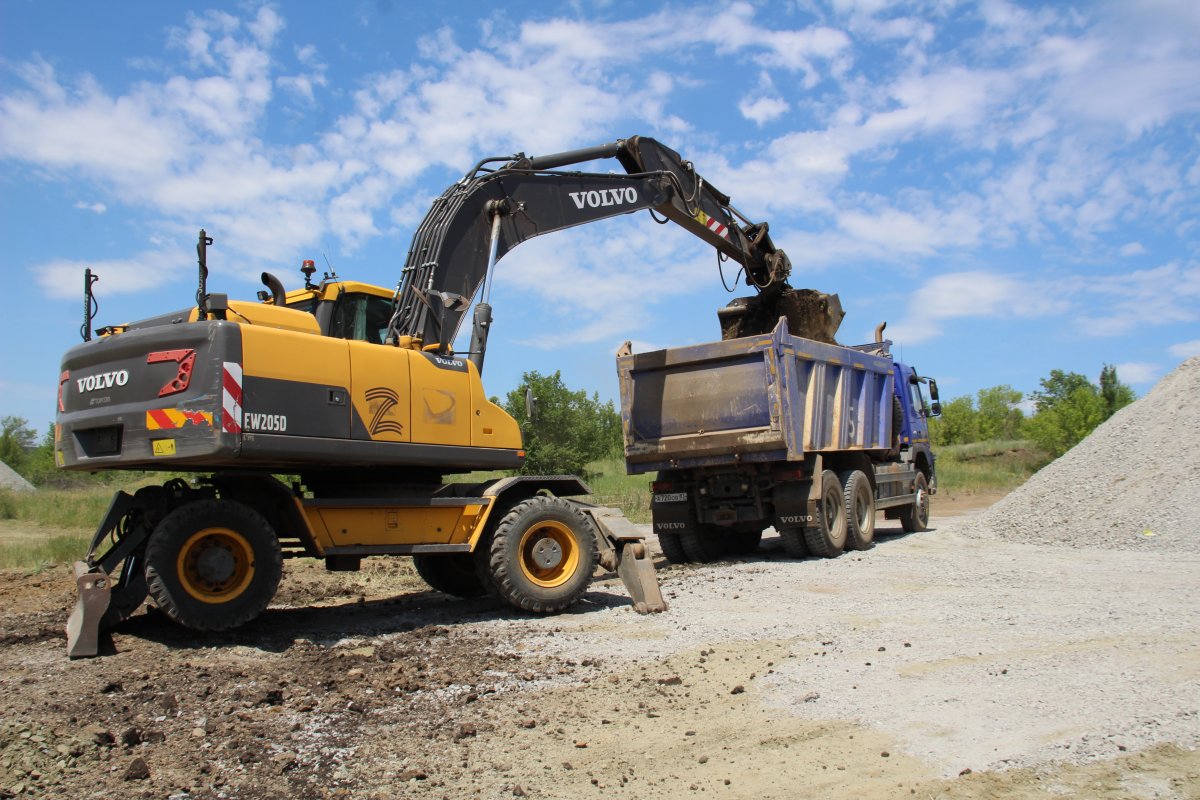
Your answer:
619,319 -> 896,474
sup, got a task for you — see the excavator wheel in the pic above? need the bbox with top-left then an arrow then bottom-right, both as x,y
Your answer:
413,554 -> 487,598
841,470 -> 876,551
144,499 -> 282,631
484,496 -> 598,613
802,470 -> 848,559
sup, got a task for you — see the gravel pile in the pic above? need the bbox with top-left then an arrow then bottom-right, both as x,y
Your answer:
966,356 -> 1200,552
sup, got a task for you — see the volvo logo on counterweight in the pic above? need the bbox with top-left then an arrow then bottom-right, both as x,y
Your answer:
76,370 -> 129,393
569,188 -> 638,209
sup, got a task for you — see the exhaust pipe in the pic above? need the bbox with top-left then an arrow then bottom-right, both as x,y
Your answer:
875,321 -> 887,343
261,272 -> 286,306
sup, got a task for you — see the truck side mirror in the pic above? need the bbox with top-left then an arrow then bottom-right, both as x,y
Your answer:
930,401 -> 942,417
927,378 -> 941,416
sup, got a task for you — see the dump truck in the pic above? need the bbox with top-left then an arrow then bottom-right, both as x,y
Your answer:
59,135 -> 844,657
617,320 -> 941,561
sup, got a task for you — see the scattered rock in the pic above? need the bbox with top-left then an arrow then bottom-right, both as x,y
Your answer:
454,724 -> 477,740
123,757 -> 150,781
398,769 -> 427,781
730,685 -> 745,695
658,676 -> 682,686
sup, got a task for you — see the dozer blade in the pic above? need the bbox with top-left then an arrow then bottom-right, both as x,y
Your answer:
577,504 -> 667,614
66,561 -> 112,659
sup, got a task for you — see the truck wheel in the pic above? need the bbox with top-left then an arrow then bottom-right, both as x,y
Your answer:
144,499 -> 282,631
803,470 -> 847,558
726,530 -> 763,555
841,470 -> 876,551
656,532 -> 689,564
779,528 -> 809,558
413,554 -> 486,598
680,527 -> 725,563
485,496 -> 597,613
900,472 -> 930,533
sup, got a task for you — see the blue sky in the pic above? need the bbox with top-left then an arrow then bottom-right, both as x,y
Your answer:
2,0 -> 1198,428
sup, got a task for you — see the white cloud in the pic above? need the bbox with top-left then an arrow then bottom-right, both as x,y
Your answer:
1120,241 -> 1146,256
1167,339 -> 1200,359
35,250 -> 185,299
738,96 -> 789,126
74,201 -> 106,214
1112,361 -> 1159,385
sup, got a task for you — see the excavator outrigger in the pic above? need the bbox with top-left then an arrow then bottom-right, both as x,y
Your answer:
59,135 -> 841,657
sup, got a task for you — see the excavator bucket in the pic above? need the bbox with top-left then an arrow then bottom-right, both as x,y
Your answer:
719,288 -> 845,344
577,504 -> 667,614
66,561 -> 112,658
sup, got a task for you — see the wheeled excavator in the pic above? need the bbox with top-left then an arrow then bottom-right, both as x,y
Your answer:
59,135 -> 841,657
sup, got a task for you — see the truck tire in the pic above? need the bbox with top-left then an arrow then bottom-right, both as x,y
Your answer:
484,496 -> 597,613
680,527 -> 725,563
779,528 -> 809,558
726,529 -> 763,555
900,472 -> 930,533
144,499 -> 282,631
656,531 -> 689,564
803,470 -> 847,558
841,470 -> 876,551
413,554 -> 487,598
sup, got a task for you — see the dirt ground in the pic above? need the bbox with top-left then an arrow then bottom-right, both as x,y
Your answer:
2,488 -> 1198,800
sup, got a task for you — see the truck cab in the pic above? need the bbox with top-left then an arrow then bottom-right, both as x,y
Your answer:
892,361 -> 940,490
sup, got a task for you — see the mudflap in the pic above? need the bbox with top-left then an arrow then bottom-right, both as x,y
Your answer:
65,491 -> 153,659
575,503 -> 667,614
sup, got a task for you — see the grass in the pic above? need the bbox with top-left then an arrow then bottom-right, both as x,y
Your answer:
934,439 -> 1051,493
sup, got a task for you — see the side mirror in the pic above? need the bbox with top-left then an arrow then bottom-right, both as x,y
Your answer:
930,401 -> 942,417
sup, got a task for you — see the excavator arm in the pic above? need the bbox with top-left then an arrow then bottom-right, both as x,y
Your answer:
387,136 -> 808,368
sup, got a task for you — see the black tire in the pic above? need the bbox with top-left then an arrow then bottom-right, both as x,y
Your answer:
484,496 -> 597,613
803,470 -> 848,558
779,527 -> 809,558
413,554 -> 487,598
144,499 -> 282,631
726,530 -> 763,555
656,531 -> 689,564
900,472 -> 930,533
841,470 -> 876,551
680,526 -> 725,563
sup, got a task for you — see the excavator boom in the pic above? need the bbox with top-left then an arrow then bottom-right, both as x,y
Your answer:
388,136 -> 805,354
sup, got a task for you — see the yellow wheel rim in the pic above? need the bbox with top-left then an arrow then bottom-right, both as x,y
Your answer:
517,520 -> 580,589
176,527 -> 255,603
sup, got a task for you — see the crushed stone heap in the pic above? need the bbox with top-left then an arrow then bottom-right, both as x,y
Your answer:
964,356 -> 1200,553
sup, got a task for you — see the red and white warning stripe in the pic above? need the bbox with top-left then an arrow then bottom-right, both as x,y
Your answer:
222,362 -> 243,434
705,216 -> 729,239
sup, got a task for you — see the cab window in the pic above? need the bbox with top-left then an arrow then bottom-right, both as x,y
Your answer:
328,293 -> 394,344
909,381 -> 927,417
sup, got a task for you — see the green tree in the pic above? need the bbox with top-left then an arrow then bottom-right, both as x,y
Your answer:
976,385 -> 1025,441
0,416 -> 37,469
929,395 -> 979,446
1099,364 -> 1135,418
1026,371 -> 1108,457
503,371 -> 622,476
